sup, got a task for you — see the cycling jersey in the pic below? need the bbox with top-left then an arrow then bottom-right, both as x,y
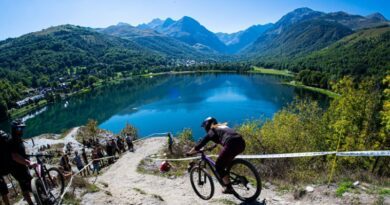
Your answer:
195,126 -> 242,151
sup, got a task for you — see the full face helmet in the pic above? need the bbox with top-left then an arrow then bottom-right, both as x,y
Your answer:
201,117 -> 217,132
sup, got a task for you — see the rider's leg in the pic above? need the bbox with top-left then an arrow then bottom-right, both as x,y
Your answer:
0,177 -> 10,205
216,138 -> 246,193
22,191 -> 33,205
11,167 -> 34,205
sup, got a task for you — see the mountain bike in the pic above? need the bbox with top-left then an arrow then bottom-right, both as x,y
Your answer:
187,147 -> 261,202
28,154 -> 65,205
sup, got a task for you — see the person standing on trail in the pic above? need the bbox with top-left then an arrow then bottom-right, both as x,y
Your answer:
106,140 -> 113,164
187,117 -> 246,194
81,148 -> 90,175
91,148 -> 100,175
4,120 -> 38,205
125,134 -> 134,152
59,153 -> 72,176
72,151 -> 86,176
167,132 -> 173,154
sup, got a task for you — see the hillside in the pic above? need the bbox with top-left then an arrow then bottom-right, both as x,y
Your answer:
246,19 -> 353,58
0,25 -> 166,86
292,26 -> 390,77
244,7 -> 388,59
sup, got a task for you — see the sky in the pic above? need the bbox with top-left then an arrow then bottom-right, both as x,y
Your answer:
0,0 -> 389,40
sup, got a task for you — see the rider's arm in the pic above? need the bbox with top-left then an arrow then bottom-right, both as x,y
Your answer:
11,152 -> 31,166
194,131 -> 215,151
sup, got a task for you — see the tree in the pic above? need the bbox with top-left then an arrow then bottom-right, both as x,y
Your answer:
120,122 -> 138,140
85,119 -> 98,140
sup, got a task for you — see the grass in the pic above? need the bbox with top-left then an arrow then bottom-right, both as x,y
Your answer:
151,194 -> 164,201
9,99 -> 48,118
251,66 -> 294,77
133,187 -> 147,195
379,188 -> 390,196
86,183 -> 100,193
62,193 -> 81,205
211,198 -> 236,205
284,80 -> 339,98
336,181 -> 354,197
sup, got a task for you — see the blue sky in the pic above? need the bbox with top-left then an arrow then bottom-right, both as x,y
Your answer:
0,0 -> 389,40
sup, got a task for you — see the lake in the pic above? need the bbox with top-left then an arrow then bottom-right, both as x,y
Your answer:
0,73 -> 328,139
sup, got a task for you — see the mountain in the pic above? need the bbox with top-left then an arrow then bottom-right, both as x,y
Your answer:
0,25 -> 165,85
244,7 -> 388,59
139,17 -> 227,53
217,24 -> 274,53
99,23 -> 215,58
292,26 -> 390,77
318,11 -> 389,30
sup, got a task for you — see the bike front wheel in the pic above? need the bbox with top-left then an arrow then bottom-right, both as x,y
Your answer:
44,167 -> 65,201
227,159 -> 261,202
31,177 -> 45,205
189,166 -> 214,200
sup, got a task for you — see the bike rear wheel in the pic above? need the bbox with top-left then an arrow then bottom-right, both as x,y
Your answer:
227,159 -> 261,202
190,166 -> 214,200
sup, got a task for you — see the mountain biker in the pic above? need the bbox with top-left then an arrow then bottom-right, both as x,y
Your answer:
187,117 -> 246,194
7,119 -> 37,205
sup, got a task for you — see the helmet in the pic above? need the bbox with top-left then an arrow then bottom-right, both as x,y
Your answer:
11,119 -> 26,129
201,117 -> 217,132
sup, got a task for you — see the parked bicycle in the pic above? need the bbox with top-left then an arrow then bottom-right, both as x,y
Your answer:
28,154 -> 65,205
187,147 -> 261,202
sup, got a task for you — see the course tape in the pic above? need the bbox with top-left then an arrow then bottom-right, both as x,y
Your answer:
58,155 -> 116,205
147,150 -> 390,161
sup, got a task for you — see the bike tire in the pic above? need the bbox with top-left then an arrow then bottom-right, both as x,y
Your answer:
189,166 -> 214,200
44,167 -> 65,200
31,177 -> 44,205
227,158 -> 261,202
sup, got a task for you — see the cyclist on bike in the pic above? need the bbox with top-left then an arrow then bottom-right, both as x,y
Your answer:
187,117 -> 246,194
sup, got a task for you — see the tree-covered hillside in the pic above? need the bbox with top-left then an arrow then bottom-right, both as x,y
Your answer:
293,26 -> 390,78
0,25 -> 166,87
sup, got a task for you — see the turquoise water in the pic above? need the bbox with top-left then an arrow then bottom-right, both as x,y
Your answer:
0,73 -> 328,139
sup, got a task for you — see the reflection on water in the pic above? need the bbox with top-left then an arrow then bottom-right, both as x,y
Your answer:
0,73 -> 329,139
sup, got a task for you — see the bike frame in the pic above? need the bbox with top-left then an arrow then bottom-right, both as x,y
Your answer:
30,155 -> 54,197
196,151 -> 224,186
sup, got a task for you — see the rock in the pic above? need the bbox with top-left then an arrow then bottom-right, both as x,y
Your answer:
353,181 -> 360,186
306,186 -> 314,192
265,182 -> 271,188
168,175 -> 176,180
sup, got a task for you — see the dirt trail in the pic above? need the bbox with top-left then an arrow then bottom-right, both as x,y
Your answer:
81,137 -> 246,205
80,137 -> 387,205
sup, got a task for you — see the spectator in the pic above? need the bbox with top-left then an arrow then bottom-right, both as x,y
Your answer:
91,149 -> 100,175
72,151 -> 86,176
167,132 -> 173,154
59,153 -> 72,177
81,149 -> 90,175
125,134 -> 134,152
105,140 -> 113,164
116,136 -> 125,153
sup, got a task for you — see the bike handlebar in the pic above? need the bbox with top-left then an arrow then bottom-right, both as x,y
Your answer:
27,154 -> 54,158
186,145 -> 217,157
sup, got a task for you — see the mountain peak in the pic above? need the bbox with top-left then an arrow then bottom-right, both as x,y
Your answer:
366,12 -> 387,21
292,7 -> 314,13
116,22 -> 132,27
